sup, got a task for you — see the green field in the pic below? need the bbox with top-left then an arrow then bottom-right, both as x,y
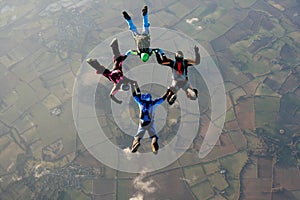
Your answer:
183,164 -> 207,186
234,0 -> 257,8
255,83 -> 281,97
254,96 -> 280,133
208,172 -> 229,191
219,151 -> 248,179
203,160 -> 220,175
191,180 -> 214,200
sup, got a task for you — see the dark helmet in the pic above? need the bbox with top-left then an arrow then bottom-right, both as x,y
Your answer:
175,51 -> 184,60
141,93 -> 152,101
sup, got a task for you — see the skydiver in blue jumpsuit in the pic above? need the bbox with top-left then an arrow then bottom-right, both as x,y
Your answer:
130,82 -> 172,154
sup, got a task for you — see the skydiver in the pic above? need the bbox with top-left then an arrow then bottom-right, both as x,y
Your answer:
122,5 -> 161,62
155,46 -> 200,105
130,82 -> 172,154
86,38 -> 136,104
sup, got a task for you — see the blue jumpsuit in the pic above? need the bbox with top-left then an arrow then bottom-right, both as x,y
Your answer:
133,93 -> 164,139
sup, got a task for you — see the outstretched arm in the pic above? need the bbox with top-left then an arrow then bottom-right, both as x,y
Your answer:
153,88 -> 172,106
131,82 -> 142,105
155,49 -> 173,66
126,50 -> 139,57
186,45 -> 200,65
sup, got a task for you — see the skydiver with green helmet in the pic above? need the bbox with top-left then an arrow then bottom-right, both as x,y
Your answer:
123,5 -> 162,62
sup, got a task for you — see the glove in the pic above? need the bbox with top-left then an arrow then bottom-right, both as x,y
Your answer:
194,45 -> 199,53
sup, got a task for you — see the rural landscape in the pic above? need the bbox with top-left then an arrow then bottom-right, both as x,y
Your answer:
0,0 -> 300,199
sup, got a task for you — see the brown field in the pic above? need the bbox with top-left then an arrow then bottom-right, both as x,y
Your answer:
257,157 -> 273,179
179,150 -> 202,167
74,150 -> 102,168
272,189 -> 300,200
273,167 -> 300,190
243,80 -> 260,96
202,133 -> 237,162
241,178 -> 272,200
228,130 -> 247,150
235,97 -> 255,130
279,74 -> 299,94
116,179 -> 133,200
225,120 -> 240,131
93,179 -> 116,196
146,168 -> 195,199
230,87 -> 247,104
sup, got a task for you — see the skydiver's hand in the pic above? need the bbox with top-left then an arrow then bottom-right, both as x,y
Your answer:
194,45 -> 199,53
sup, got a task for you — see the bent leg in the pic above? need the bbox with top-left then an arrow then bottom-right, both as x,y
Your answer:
147,121 -> 157,138
123,11 -> 138,34
110,83 -> 122,104
142,14 -> 150,35
142,5 -> 150,34
135,124 -> 147,139
183,82 -> 198,100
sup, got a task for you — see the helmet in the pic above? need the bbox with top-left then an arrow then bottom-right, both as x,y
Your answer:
141,53 -> 150,62
175,51 -> 184,61
121,83 -> 130,91
141,93 -> 152,101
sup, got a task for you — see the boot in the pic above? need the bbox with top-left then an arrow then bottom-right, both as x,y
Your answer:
131,138 -> 141,153
151,136 -> 159,154
142,5 -> 148,16
122,11 -> 131,20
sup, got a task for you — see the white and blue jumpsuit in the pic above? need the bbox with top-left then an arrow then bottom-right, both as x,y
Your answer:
132,89 -> 168,140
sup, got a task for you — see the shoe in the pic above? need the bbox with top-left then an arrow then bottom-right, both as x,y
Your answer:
168,94 -> 177,105
151,136 -> 159,154
110,38 -> 118,47
142,6 -> 148,16
131,138 -> 141,153
193,89 -> 198,97
86,58 -> 96,64
123,11 -> 131,20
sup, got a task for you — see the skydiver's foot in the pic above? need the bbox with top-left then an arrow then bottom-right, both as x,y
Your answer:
131,138 -> 141,153
168,94 -> 177,105
142,5 -> 148,16
193,89 -> 198,97
86,58 -> 96,64
151,136 -> 159,154
123,11 -> 131,20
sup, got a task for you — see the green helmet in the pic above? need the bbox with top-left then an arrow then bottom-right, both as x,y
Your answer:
141,53 -> 150,62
